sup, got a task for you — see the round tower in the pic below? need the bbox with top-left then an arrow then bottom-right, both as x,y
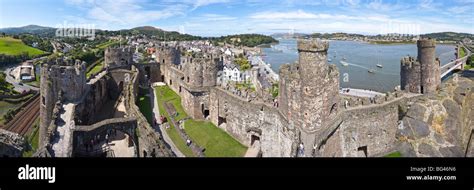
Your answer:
296,38 -> 340,132
400,56 -> 421,93
417,39 -> 440,94
202,54 -> 219,87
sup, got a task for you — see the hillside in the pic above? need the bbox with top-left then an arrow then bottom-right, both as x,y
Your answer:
0,37 -> 46,56
0,25 -> 56,36
107,26 -> 202,41
209,34 -> 278,47
421,32 -> 474,42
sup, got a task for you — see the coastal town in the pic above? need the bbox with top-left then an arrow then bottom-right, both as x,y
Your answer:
0,0 -> 473,159
0,24 -> 472,158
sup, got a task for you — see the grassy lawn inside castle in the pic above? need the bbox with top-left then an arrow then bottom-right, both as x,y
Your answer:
155,85 -> 247,157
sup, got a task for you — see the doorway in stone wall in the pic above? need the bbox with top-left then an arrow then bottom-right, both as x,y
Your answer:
201,104 -> 209,119
251,135 -> 260,146
357,146 -> 368,157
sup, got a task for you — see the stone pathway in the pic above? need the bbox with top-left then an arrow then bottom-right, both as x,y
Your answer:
244,140 -> 261,157
51,103 -> 75,157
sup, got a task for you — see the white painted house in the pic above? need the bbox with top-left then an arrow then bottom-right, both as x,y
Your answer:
223,61 -> 251,82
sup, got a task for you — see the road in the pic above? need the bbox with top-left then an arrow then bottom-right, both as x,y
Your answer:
3,67 -> 39,92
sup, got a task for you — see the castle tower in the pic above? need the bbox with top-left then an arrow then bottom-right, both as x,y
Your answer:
202,54 -> 219,87
296,39 -> 340,132
104,46 -> 133,68
417,39 -> 440,93
156,45 -> 180,81
39,58 -> 87,146
400,39 -> 440,94
400,57 -> 421,93
184,53 -> 219,88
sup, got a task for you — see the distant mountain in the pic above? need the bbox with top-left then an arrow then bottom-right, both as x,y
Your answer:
131,26 -> 164,31
0,25 -> 56,36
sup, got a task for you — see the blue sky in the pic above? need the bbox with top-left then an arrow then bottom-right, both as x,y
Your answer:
0,0 -> 473,36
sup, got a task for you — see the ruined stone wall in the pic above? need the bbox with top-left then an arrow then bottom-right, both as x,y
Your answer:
74,76 -> 109,125
320,101 -> 401,157
397,74 -> 474,157
73,118 -> 139,157
104,47 -> 133,69
40,59 -> 86,146
209,87 -> 296,157
126,67 -> 174,157
0,129 -> 25,157
180,88 -> 209,119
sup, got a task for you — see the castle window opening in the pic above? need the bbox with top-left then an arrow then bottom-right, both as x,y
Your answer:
218,116 -> 227,126
42,96 -> 45,106
330,103 -> 337,114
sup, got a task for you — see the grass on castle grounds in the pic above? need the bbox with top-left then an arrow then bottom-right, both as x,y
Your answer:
137,88 -> 154,125
155,85 -> 247,157
0,37 -> 46,56
155,86 -> 195,157
384,151 -> 402,157
184,120 -> 247,157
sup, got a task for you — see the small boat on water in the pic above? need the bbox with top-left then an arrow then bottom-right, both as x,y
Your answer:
340,61 -> 349,66
368,69 -> 375,73
376,64 -> 383,68
328,58 -> 332,62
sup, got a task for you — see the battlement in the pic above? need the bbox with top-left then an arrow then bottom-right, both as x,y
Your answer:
297,38 -> 329,53
42,58 -> 87,77
417,38 -> 436,48
400,56 -> 419,68
105,46 -> 133,53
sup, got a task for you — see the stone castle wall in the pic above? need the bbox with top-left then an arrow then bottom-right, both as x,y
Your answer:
40,59 -> 86,146
104,47 -> 133,69
209,87 -> 296,157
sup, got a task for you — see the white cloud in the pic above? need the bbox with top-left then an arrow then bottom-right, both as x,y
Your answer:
64,0 -> 187,28
199,14 -> 236,21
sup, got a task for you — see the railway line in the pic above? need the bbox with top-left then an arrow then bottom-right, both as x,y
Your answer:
2,94 -> 40,136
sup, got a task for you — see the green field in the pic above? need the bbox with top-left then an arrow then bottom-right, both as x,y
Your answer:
459,47 -> 466,58
95,40 -> 122,50
0,37 -> 46,56
155,85 -> 247,157
22,119 -> 40,157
